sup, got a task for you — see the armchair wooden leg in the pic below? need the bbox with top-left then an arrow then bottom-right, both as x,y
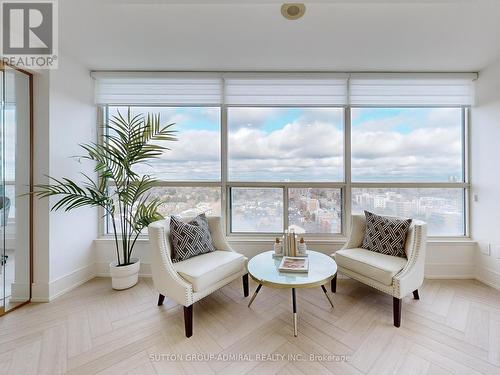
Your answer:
413,289 -> 420,300
393,297 -> 402,327
157,294 -> 165,306
331,274 -> 337,293
242,273 -> 249,297
184,305 -> 193,338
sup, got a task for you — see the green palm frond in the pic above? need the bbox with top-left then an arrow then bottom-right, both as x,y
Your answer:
33,107 -> 177,266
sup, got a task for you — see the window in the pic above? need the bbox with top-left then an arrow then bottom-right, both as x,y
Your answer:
153,187 -> 222,217
105,186 -> 221,234
97,72 -> 473,238
107,106 -> 221,181
228,108 -> 344,182
350,107 -> 466,236
289,188 -> 342,234
352,188 -> 465,236
227,107 -> 344,234
230,188 -> 283,233
104,106 -> 221,229
351,108 -> 463,182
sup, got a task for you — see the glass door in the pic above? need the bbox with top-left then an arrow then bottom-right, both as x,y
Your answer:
0,65 -> 5,313
0,64 -> 31,314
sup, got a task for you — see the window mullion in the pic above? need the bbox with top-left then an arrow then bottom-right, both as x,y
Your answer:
344,106 -> 352,237
99,105 -> 107,237
221,104 -> 229,235
464,106 -> 470,237
283,186 -> 289,232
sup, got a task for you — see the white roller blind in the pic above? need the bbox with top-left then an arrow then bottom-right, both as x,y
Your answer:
349,73 -> 476,106
92,72 -> 477,106
92,72 -> 223,105
224,73 -> 349,105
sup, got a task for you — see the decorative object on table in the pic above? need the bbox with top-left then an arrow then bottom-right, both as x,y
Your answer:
282,227 -> 299,257
149,216 -> 249,337
33,108 -> 177,290
332,214 -> 427,328
273,237 -> 283,257
297,237 -> 307,256
278,256 -> 309,273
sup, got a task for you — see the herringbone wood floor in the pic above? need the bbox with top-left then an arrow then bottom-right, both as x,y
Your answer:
0,277 -> 499,375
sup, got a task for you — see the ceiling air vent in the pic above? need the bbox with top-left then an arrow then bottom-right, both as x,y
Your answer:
281,3 -> 306,20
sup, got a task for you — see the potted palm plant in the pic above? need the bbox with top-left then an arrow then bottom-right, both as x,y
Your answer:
34,108 -> 176,289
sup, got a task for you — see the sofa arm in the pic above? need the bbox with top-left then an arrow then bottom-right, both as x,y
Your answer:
208,216 -> 234,252
393,223 -> 427,298
149,221 -> 195,306
341,214 -> 366,250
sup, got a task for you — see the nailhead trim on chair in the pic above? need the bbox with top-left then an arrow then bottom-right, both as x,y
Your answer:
156,226 -> 194,306
393,225 -> 422,298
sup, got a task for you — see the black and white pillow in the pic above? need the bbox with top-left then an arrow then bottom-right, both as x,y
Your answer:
169,213 -> 215,263
361,211 -> 412,258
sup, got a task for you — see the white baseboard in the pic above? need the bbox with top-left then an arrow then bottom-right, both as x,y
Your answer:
424,263 -> 475,280
31,282 -> 50,302
475,266 -> 500,291
31,263 -> 96,302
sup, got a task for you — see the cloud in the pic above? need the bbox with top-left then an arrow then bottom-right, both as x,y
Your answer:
229,121 -> 343,159
228,107 -> 286,129
350,108 -> 463,181
228,120 -> 344,180
352,127 -> 460,159
161,129 -> 220,161
297,108 -> 344,125
352,107 -> 462,133
130,106 -> 463,183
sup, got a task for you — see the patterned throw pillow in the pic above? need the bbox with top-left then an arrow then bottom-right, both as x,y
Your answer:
361,211 -> 412,258
169,213 -> 216,263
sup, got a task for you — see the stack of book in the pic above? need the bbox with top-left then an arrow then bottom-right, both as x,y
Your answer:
278,256 -> 309,273
282,229 -> 306,257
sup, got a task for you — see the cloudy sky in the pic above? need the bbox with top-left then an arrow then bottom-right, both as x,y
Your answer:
351,107 -> 462,182
109,106 -> 463,183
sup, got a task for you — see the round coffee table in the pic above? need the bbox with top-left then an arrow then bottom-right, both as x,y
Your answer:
247,250 -> 337,337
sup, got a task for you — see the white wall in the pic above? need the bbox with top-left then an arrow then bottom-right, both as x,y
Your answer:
31,54 -> 98,301
32,71 -> 51,301
471,57 -> 500,290
45,53 -> 98,300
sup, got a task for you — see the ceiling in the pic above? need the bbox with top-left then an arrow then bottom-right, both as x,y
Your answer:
59,0 -> 500,72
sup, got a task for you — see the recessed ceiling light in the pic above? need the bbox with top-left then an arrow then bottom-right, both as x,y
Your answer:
281,3 -> 306,20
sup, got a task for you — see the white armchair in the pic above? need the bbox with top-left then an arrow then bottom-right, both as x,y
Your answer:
149,216 -> 248,337
331,214 -> 427,327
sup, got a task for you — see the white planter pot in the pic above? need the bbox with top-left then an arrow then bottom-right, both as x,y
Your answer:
109,258 -> 140,290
